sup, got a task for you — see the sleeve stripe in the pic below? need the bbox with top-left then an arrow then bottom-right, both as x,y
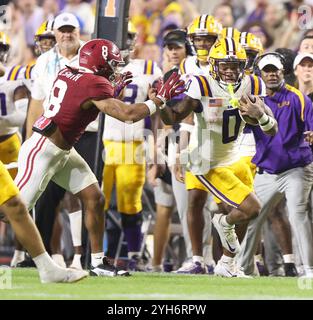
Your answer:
286,84 -> 305,121
179,59 -> 186,74
195,75 -> 211,97
249,75 -> 255,95
151,61 -> 154,74
143,60 -> 147,74
144,60 -> 153,75
253,75 -> 259,95
7,66 -> 16,80
25,64 -> 34,79
8,65 -> 23,80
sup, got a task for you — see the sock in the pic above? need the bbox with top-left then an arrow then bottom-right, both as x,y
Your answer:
283,254 -> 295,264
10,250 -> 26,267
192,255 -> 204,265
33,252 -> 59,273
52,254 -> 66,268
221,254 -> 234,264
221,215 -> 232,227
71,254 -> 82,266
12,250 -> 25,260
91,252 -> 104,267
69,210 -> 82,247
123,225 -> 142,254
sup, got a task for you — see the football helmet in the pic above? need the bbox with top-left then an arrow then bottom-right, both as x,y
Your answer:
34,20 -> 56,54
79,39 -> 124,81
35,20 -> 55,41
0,32 -> 10,63
123,21 -> 138,59
209,37 -> 247,87
187,15 -> 222,62
239,32 -> 263,72
221,27 -> 241,40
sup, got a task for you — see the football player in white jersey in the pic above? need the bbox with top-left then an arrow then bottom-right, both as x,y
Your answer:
0,32 -> 29,179
174,15 -> 222,274
102,22 -> 162,270
158,37 -> 278,276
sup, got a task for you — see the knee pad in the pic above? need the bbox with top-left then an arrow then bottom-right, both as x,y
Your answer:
121,212 -> 143,228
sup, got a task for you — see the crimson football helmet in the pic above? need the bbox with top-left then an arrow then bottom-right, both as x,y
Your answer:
78,39 -> 124,81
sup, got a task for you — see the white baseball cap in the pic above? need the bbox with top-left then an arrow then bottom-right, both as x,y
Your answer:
53,12 -> 80,30
293,52 -> 313,69
257,54 -> 284,70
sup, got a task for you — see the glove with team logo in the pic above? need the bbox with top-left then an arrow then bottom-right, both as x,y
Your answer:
155,72 -> 186,106
114,71 -> 133,98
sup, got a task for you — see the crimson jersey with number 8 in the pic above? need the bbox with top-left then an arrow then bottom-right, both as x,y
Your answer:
43,67 -> 114,146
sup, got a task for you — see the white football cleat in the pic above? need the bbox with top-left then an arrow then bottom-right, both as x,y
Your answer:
212,214 -> 241,254
214,260 -> 252,278
214,260 -> 236,277
40,268 -> 88,283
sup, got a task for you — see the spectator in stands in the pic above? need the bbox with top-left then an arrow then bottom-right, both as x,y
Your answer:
213,3 -> 234,28
242,21 -> 273,50
294,52 -> 313,97
16,0 -> 45,45
299,36 -> 313,55
63,0 -> 95,39
263,2 -> 299,50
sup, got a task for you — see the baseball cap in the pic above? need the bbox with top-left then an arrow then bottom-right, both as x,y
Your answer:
293,52 -> 313,69
163,29 -> 186,47
53,12 -> 80,30
257,53 -> 284,70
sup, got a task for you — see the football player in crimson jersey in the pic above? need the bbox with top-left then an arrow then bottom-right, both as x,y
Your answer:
15,38 -> 184,277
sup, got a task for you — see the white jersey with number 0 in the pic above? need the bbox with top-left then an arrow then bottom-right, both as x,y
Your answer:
185,73 -> 266,174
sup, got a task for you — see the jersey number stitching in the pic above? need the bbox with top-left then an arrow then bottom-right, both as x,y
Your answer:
222,108 -> 241,144
44,79 -> 68,118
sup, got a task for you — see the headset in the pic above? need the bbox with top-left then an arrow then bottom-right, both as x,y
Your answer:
253,52 -> 286,76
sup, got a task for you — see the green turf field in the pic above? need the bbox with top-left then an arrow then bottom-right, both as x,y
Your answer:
0,269 -> 313,300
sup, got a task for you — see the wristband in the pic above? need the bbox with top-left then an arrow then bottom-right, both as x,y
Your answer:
144,100 -> 157,115
260,116 -> 276,131
258,113 -> 269,125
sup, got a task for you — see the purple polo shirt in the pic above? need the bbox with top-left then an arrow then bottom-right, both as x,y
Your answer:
250,84 -> 313,174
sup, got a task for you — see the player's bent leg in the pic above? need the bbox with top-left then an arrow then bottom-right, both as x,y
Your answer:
1,195 -> 88,283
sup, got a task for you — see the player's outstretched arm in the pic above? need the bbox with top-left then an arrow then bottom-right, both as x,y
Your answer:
92,97 -> 163,122
93,71 -> 186,123
239,94 -> 278,136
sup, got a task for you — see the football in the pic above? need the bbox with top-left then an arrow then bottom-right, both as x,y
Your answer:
239,94 -> 259,125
